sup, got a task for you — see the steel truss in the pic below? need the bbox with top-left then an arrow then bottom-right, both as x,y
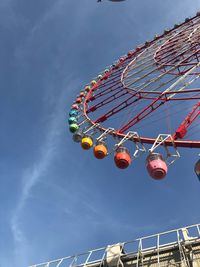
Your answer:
82,13 -> 200,149
29,224 -> 200,267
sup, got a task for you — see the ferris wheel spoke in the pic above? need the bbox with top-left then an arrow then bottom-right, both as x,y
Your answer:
69,12 -> 200,178
156,25 -> 198,54
119,65 -> 200,133
90,80 -> 122,101
123,52 -> 200,98
87,90 -> 129,113
173,101 -> 200,139
155,42 -> 200,67
124,59 -> 156,82
156,46 -> 200,74
94,94 -> 140,123
118,96 -> 166,133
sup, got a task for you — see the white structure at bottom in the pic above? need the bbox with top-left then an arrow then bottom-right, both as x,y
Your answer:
29,223 -> 200,267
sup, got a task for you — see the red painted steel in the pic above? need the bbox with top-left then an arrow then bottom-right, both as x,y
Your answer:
173,101 -> 200,139
82,13 -> 200,149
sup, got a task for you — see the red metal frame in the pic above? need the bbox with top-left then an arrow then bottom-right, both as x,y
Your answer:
173,101 -> 200,139
82,13 -> 200,149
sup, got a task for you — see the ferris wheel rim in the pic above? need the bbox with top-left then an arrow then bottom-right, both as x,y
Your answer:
83,100 -> 200,149
72,13 -> 200,151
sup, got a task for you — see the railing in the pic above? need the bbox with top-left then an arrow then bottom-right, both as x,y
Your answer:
29,223 -> 200,267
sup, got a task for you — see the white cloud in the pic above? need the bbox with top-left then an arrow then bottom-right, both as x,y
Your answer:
10,96 -> 62,265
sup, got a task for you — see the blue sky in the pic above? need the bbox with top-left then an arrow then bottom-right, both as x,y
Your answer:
0,0 -> 200,266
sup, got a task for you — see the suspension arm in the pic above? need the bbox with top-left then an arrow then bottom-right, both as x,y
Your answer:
118,95 -> 167,133
173,101 -> 200,139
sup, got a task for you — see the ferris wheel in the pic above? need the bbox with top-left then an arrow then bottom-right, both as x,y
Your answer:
68,12 -> 200,180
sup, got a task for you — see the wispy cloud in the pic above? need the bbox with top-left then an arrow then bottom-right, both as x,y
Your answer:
10,95 -> 63,266
5,1 -> 200,267
8,1 -> 98,265
9,3 -> 77,265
